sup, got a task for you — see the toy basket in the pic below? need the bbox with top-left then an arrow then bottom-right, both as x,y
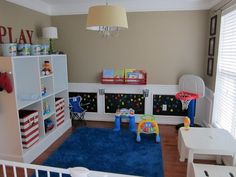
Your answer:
19,110 -> 39,149
55,98 -> 65,127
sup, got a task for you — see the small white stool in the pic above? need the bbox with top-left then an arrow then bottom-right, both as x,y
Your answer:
190,163 -> 236,177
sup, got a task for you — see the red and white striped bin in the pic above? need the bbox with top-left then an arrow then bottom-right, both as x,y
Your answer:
55,98 -> 65,127
19,110 -> 39,149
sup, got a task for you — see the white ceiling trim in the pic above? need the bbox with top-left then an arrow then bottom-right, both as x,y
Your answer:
6,0 -> 222,16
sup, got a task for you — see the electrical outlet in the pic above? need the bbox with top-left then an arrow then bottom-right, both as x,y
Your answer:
162,104 -> 167,111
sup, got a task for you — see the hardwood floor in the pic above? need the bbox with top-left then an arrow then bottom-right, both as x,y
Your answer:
32,121 -> 187,177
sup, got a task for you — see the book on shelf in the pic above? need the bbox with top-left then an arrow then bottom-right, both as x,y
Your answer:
114,69 -> 124,80
125,69 -> 145,82
103,69 -> 114,78
125,69 -> 136,78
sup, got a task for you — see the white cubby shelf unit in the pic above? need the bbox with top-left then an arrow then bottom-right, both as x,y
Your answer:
0,55 -> 71,163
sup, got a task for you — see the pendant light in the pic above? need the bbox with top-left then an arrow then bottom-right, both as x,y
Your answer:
86,1 -> 128,37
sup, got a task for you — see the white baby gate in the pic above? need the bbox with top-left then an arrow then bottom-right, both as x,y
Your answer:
0,160 -> 141,177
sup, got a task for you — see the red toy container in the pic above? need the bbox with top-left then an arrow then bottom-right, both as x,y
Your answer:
55,98 -> 65,127
19,110 -> 39,149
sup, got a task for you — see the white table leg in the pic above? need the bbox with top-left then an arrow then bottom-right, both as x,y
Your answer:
187,150 -> 194,177
180,141 -> 186,162
216,155 -> 222,164
178,131 -> 186,162
178,129 -> 181,152
233,153 -> 236,166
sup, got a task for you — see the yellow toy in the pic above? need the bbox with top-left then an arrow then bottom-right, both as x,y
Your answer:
183,117 -> 191,130
136,114 -> 160,143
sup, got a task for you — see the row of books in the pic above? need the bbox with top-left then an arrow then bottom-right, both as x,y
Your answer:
102,69 -> 147,84
102,69 -> 146,79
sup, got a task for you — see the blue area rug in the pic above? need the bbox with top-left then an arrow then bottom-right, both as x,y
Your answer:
43,128 -> 164,177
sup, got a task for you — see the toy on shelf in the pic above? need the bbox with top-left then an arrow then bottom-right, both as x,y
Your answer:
41,61 -> 52,76
114,108 -> 136,132
43,101 -> 51,115
136,114 -> 160,143
44,118 -> 54,133
183,117 -> 191,130
41,81 -> 47,96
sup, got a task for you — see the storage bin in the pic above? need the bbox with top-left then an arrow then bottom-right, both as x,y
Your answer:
55,98 -> 65,127
0,43 -> 17,56
31,44 -> 41,55
19,110 -> 39,149
44,118 -> 54,133
41,44 -> 49,55
17,44 -> 31,56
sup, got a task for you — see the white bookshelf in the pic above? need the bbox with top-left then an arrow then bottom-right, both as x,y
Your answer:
0,55 -> 71,163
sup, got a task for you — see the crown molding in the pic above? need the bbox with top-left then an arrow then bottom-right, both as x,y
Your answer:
6,0 -> 222,16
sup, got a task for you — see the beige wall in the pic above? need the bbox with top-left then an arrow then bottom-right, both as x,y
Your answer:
52,11 -> 209,84
0,1 -> 209,85
0,0 -> 51,44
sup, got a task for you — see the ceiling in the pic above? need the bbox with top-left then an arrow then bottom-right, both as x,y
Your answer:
6,0 -> 222,16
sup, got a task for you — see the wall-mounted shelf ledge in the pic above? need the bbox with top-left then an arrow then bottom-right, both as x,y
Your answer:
101,75 -> 147,85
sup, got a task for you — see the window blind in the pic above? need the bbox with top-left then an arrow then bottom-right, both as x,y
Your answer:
213,7 -> 236,139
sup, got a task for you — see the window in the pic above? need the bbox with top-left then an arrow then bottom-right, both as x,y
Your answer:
213,6 -> 236,139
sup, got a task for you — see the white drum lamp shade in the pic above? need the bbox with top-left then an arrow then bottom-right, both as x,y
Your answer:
86,5 -> 128,36
42,27 -> 58,39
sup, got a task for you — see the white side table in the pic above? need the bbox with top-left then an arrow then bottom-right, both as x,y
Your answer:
190,163 -> 236,177
178,127 -> 236,177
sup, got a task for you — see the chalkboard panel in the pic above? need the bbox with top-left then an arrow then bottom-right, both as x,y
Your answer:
69,92 -> 97,112
105,93 -> 145,114
153,95 -> 187,116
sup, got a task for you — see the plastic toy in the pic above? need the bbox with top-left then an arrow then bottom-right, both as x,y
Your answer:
41,81 -> 47,96
113,108 -> 136,132
41,61 -> 52,76
183,117 -> 190,130
175,75 -> 205,128
44,119 -> 54,132
43,101 -> 50,115
136,114 -> 160,143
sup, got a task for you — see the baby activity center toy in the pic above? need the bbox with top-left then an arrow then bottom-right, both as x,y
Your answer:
113,108 -> 136,132
136,114 -> 160,143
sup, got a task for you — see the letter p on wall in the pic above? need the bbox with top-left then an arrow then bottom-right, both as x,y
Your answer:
0,26 -> 7,43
